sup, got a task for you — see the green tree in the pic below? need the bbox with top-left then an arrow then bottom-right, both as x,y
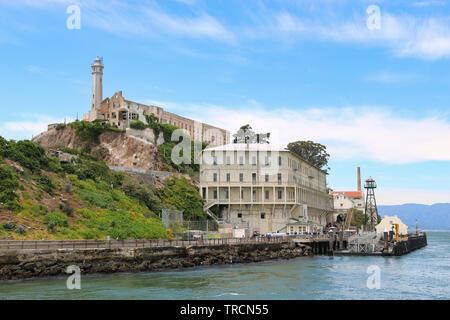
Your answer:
287,140 -> 330,171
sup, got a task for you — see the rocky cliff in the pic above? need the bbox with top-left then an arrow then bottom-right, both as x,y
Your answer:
32,126 -> 164,171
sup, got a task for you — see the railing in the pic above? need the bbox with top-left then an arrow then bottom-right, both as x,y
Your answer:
0,237 -> 294,251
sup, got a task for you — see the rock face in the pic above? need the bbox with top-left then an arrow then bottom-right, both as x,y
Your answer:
33,126 -> 164,171
0,242 -> 311,280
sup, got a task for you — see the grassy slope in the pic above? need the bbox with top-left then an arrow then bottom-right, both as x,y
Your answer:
0,135 -> 204,240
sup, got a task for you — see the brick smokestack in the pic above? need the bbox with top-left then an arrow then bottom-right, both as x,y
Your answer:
357,167 -> 361,192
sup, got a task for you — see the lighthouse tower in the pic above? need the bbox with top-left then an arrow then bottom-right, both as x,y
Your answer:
91,56 -> 104,111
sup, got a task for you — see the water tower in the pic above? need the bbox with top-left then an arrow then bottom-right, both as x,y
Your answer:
364,177 -> 379,231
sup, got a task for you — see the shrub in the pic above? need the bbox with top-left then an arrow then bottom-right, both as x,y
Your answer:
78,187 -> 115,209
0,139 -> 50,173
37,174 -> 55,195
2,222 -> 16,230
15,226 -> 26,235
0,165 -> 19,203
130,120 -> 147,130
62,203 -> 74,217
44,211 -> 69,228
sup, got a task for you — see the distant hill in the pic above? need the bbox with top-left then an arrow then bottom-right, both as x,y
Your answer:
378,203 -> 450,230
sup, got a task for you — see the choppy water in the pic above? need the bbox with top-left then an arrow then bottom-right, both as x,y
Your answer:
0,231 -> 448,300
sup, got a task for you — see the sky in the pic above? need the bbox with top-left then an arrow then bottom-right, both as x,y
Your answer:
0,0 -> 449,205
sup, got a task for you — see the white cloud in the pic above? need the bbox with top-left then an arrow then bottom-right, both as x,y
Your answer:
156,101 -> 450,164
142,9 -> 234,43
256,11 -> 450,60
0,114 -> 72,141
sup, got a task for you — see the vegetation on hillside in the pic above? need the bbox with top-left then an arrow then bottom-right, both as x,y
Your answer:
143,115 -> 207,174
68,120 -> 124,152
0,137 -> 206,240
157,176 -> 205,221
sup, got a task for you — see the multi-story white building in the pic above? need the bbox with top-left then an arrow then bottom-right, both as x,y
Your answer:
199,143 -> 334,235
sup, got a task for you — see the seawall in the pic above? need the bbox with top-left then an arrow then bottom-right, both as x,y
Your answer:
0,242 -> 310,280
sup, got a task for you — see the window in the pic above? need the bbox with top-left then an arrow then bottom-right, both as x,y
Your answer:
253,190 -> 256,200
239,173 -> 243,182
278,173 -> 282,183
278,190 -> 283,199
278,156 -> 282,166
226,156 -> 231,165
252,173 -> 256,183
213,156 -> 217,166
241,190 -> 244,199
226,173 -> 230,182
265,190 -> 269,199
213,190 -> 217,199
238,213 -> 242,218
261,213 -> 265,219
213,173 -> 217,182
265,156 -> 270,166
239,156 -> 244,165
225,190 -> 229,199
252,156 -> 256,165
265,174 -> 269,182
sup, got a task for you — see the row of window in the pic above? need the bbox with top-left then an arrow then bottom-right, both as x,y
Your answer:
212,155 -> 282,166
211,189 -> 284,200
213,172 -> 282,183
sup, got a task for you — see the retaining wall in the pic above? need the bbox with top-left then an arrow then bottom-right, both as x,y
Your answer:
0,242 -> 310,280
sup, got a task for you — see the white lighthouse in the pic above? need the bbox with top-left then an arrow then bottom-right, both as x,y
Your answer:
91,56 -> 104,110
84,56 -> 104,121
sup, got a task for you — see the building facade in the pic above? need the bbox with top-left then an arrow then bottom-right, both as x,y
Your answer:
83,57 -> 229,146
199,143 -> 334,235
331,191 -> 365,214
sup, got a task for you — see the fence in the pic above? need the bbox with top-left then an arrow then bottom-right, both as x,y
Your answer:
0,237 -> 293,251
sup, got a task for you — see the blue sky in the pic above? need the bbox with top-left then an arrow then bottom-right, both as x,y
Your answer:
0,0 -> 449,205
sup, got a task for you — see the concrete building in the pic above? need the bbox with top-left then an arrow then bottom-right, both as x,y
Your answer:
83,57 -> 229,146
376,215 -> 408,236
199,143 -> 334,235
330,167 -> 365,221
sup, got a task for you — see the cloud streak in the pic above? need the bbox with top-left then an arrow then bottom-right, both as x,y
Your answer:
156,101 -> 450,164
3,1 -> 450,59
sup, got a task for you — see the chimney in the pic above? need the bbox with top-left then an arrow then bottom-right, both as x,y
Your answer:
357,167 -> 361,192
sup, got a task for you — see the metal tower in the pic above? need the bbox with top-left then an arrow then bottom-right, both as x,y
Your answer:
364,177 -> 378,231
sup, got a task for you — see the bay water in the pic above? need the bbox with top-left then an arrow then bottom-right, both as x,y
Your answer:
0,231 -> 448,300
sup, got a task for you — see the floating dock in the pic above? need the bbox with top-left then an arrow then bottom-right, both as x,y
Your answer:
333,232 -> 427,256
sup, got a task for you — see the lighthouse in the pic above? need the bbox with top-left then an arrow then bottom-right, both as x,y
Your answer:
91,56 -> 104,111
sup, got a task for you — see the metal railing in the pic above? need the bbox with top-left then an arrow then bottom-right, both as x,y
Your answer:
0,237 -> 294,251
